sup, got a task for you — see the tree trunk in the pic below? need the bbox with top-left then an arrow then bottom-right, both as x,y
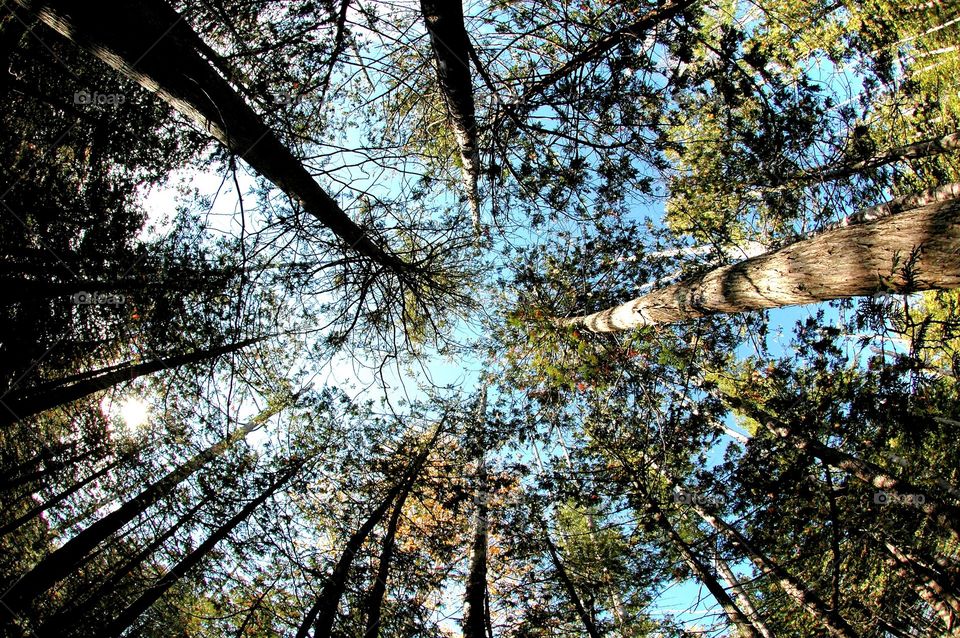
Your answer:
38,498 -> 207,636
714,551 -> 776,638
296,425 -> 441,638
13,0 -> 408,274
99,466 -> 297,638
0,454 -> 128,537
689,498 -> 859,638
640,489 -> 760,638
0,336 -> 266,426
419,0 -> 482,237
0,410 -> 273,615
800,132 -> 959,184
882,540 -> 960,635
463,459 -> 490,638
361,476 -> 414,638
542,527 -> 603,638
559,197 -> 960,332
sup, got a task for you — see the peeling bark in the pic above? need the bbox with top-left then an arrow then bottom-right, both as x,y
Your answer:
419,0 -> 483,238
560,198 -> 960,332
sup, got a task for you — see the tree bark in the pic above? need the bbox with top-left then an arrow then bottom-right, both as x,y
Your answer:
559,197 -> 960,332
542,527 -> 603,638
361,476 -> 414,638
419,0 -> 482,237
13,0 -> 408,274
0,409 -> 273,615
0,336 -> 266,426
463,459 -> 489,638
99,466 -> 297,638
38,498 -> 207,636
296,425 -> 441,638
714,551 -> 776,638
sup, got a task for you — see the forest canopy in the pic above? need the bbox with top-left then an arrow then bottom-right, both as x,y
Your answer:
2,0 -> 960,636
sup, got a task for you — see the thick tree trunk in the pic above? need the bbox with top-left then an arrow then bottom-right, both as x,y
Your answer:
296,425 -> 440,638
560,198 -> 960,332
0,336 -> 266,426
542,528 -> 603,638
39,498 -> 207,636
463,459 -> 490,638
13,0 -> 408,274
0,410 -> 272,615
362,477 -> 414,638
100,466 -> 297,638
419,0 -> 482,237
714,552 -> 776,638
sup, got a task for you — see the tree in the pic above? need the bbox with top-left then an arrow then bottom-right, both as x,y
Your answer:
559,196 -> 960,332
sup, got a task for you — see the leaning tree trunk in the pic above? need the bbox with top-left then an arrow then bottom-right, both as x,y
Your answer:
100,465 -> 297,638
882,540 -> 960,636
631,452 -> 854,637
688,498 -> 860,638
714,550 -> 776,638
639,489 -> 760,638
13,0 -> 408,274
559,197 -> 960,332
0,453 -> 128,537
725,393 -> 960,543
0,407 -> 276,616
296,425 -> 441,638
0,336 -> 267,426
798,132 -> 959,184
542,527 -> 603,638
362,475 -> 415,638
419,0 -> 482,238
40,498 -> 207,637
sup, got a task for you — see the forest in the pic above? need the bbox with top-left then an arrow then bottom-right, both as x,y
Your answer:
1,0 -> 959,636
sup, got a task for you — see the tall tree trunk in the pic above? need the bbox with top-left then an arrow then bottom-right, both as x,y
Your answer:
463,459 -> 489,638
542,526 -> 603,638
638,486 -> 760,638
361,474 -> 414,638
99,466 -> 297,638
882,540 -> 960,635
296,425 -> 441,638
13,0 -> 408,274
559,197 -> 960,332
0,453 -> 128,537
38,498 -> 207,636
0,409 -> 275,616
714,551 -> 776,638
0,336 -> 266,426
799,132 -> 959,184
419,0 -> 482,238
688,498 -> 859,638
